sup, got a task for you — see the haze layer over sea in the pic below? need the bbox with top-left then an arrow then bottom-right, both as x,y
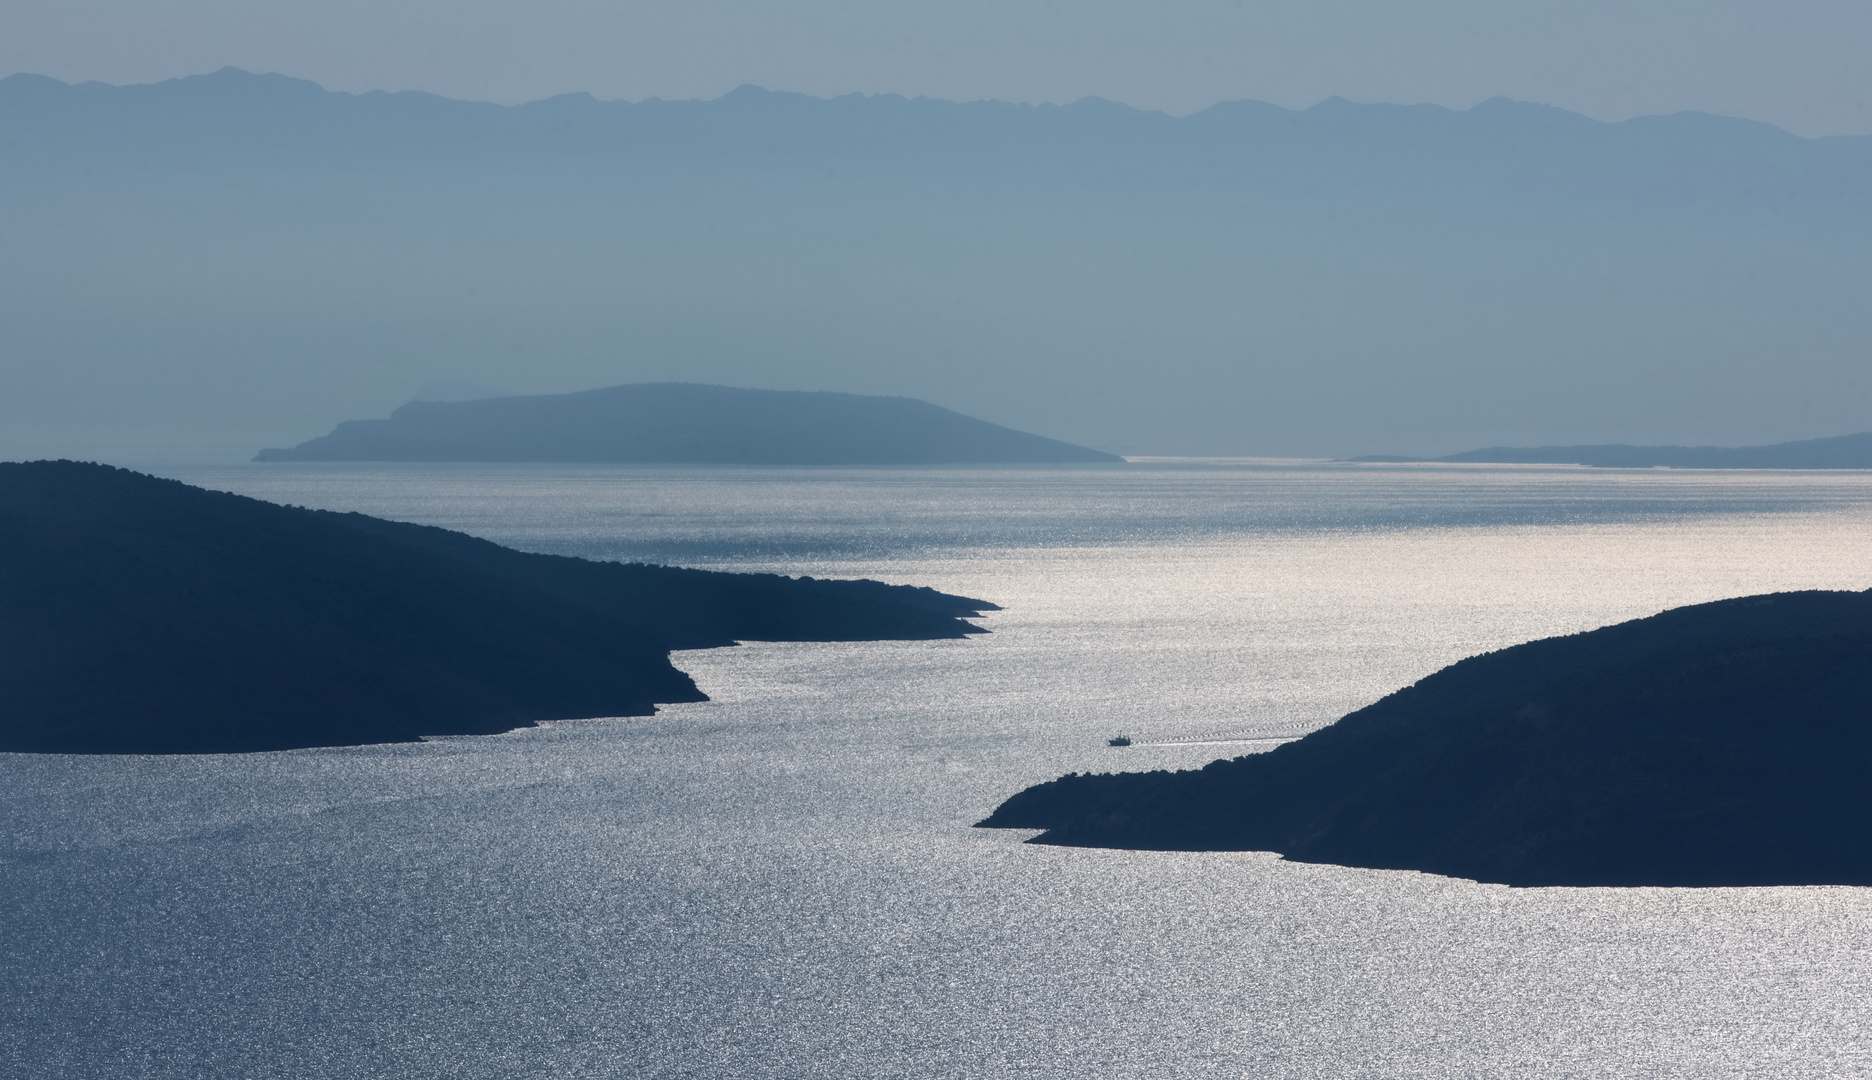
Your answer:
5,461 -> 1871,1078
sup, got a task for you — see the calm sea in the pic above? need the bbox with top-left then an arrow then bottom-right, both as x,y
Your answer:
5,461 -> 1871,1078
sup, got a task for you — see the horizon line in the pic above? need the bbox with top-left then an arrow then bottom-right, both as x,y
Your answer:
1,66 -> 1838,139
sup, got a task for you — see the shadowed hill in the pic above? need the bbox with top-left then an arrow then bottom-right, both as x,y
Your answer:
979,590 -> 1872,886
0,460 -> 995,753
1351,431 -> 1872,468
256,383 -> 1123,464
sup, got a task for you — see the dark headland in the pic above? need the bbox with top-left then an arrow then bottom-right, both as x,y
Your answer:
256,383 -> 1123,465
1349,431 -> 1872,469
0,460 -> 996,754
979,590 -> 1872,886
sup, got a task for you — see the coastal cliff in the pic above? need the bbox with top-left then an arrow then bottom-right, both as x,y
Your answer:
0,460 -> 995,754
979,590 -> 1872,886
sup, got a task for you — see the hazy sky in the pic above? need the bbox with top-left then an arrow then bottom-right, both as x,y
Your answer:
5,0 -> 1871,135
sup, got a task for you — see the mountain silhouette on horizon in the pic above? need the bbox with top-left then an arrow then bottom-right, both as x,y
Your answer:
7,67 -> 1853,200
1349,431 -> 1872,468
4,67 -> 1870,460
255,382 -> 1123,464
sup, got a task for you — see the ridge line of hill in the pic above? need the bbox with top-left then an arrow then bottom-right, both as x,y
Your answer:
1347,431 -> 1872,469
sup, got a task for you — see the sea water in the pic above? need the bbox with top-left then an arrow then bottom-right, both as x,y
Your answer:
4,461 -> 1871,1078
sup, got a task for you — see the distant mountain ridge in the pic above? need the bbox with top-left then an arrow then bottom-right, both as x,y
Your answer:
5,67 -> 1871,459
1350,431 -> 1872,468
4,67 -> 1864,208
256,383 -> 1123,464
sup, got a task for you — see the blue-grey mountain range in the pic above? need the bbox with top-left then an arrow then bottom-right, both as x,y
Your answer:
2,68 -> 1868,459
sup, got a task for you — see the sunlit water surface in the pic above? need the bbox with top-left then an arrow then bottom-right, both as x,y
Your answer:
5,462 -> 1872,1078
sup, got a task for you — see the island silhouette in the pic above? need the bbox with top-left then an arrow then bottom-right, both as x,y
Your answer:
1350,431 -> 1872,469
256,383 -> 1123,465
978,589 -> 1872,886
0,460 -> 996,754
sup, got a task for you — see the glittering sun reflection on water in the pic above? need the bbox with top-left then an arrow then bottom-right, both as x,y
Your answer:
4,461 -> 1870,1078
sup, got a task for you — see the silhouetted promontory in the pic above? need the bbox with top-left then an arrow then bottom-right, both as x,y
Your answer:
0,460 -> 995,754
1349,431 -> 1872,469
256,383 -> 1123,465
979,590 -> 1872,886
